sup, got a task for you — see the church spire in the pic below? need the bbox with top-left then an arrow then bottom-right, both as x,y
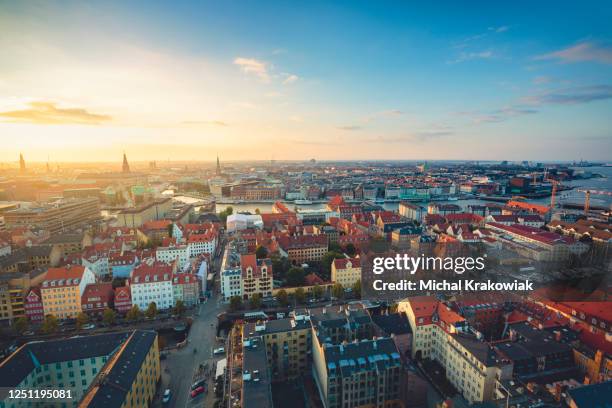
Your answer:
122,152 -> 130,173
216,154 -> 221,175
19,153 -> 26,173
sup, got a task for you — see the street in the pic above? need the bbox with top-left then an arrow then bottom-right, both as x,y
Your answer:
154,239 -> 227,408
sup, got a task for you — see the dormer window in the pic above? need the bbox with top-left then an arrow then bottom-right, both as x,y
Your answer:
164,273 -> 168,280
145,275 -> 150,282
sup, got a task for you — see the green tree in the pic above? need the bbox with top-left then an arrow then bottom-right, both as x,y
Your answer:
286,267 -> 305,287
174,300 -> 186,317
14,316 -> 29,334
42,315 -> 59,334
255,246 -> 268,259
255,208 -> 261,215
229,296 -> 242,311
103,308 -> 117,326
250,293 -> 262,309
344,243 -> 357,256
126,305 -> 142,321
276,289 -> 289,306
145,302 -> 158,319
76,312 -> 89,329
294,287 -> 306,304
271,254 -> 291,280
352,279 -> 362,299
321,251 -> 344,279
332,283 -> 344,299
328,242 -> 342,253
313,284 -> 324,300
219,206 -> 234,225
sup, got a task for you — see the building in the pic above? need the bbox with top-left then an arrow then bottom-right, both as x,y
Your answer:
172,273 -> 200,306
44,232 -> 92,258
116,198 -> 172,228
220,245 -> 242,301
156,244 -> 190,268
331,257 -> 361,289
81,282 -> 114,316
79,331 -> 160,408
81,249 -> 110,278
3,198 -> 101,234
0,330 -> 159,408
24,287 -> 44,322
398,202 -> 426,222
226,213 -> 264,233
129,259 -> 176,311
114,286 -> 132,314
278,235 -> 328,264
567,381 -> 612,408
312,336 -> 404,408
41,265 -> 96,319
244,315 -> 312,381
240,254 -> 273,300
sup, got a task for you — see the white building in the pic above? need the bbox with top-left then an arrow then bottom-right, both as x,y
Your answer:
156,244 -> 190,268
130,259 -> 176,310
81,251 -> 109,278
226,213 -> 263,233
220,245 -> 242,301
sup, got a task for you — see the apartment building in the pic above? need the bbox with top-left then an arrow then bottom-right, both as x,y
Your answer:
172,273 -> 200,306
129,259 -> 176,310
114,286 -> 132,314
81,282 -> 114,316
41,265 -> 96,319
240,254 -> 273,300
3,197 -> 101,234
156,244 -> 190,268
24,287 -> 44,322
278,235 -> 328,264
244,315 -> 312,381
398,202 -> 426,222
220,245 -> 242,301
312,336 -> 404,408
331,257 -> 361,289
79,330 -> 160,408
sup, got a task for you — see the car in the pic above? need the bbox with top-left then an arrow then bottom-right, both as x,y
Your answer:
23,330 -> 34,336
191,379 -> 206,390
162,389 -> 171,404
190,386 -> 205,398
82,323 -> 96,330
213,347 -> 225,355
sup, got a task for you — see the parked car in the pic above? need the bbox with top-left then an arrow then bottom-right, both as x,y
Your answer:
190,386 -> 205,398
191,379 -> 206,391
213,347 -> 225,355
82,323 -> 96,330
162,389 -> 171,404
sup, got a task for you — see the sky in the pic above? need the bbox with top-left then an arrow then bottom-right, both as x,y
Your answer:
0,0 -> 611,163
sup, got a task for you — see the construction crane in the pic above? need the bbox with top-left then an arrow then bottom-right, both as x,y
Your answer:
577,189 -> 612,214
548,179 -> 559,209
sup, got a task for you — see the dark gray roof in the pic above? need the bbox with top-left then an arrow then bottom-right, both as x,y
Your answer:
568,381 -> 612,408
0,332 -> 129,391
244,317 -> 310,336
44,233 -> 84,244
453,334 -> 499,367
86,330 -> 158,408
372,313 -> 412,335
323,338 -> 401,376
242,336 -> 274,408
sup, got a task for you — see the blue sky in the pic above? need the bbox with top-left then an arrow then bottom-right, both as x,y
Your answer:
0,0 -> 611,161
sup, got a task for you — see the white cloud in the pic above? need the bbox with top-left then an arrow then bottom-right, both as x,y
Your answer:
233,57 -> 270,82
535,42 -> 612,65
283,74 -> 299,85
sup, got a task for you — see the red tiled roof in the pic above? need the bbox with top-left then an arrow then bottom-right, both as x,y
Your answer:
82,283 -> 114,304
44,265 -> 88,286
333,257 -> 361,270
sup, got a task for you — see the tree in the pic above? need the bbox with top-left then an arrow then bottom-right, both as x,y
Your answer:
329,242 -> 342,253
286,267 -> 306,287
332,283 -> 344,299
271,254 -> 291,280
103,308 -> 117,326
229,296 -> 242,312
352,279 -> 362,299
321,251 -> 344,279
294,287 -> 306,304
14,316 -> 28,334
255,246 -> 268,259
145,302 -> 158,319
344,243 -> 357,256
126,305 -> 142,321
219,206 -> 234,225
255,208 -> 261,215
174,300 -> 186,317
76,312 -> 89,329
313,284 -> 324,300
276,289 -> 289,306
250,293 -> 262,309
42,315 -> 59,334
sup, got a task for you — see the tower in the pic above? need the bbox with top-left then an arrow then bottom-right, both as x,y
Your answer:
216,155 -> 221,175
122,153 -> 130,173
19,153 -> 26,173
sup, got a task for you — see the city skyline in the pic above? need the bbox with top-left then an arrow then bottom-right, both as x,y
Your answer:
1,1 -> 612,162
